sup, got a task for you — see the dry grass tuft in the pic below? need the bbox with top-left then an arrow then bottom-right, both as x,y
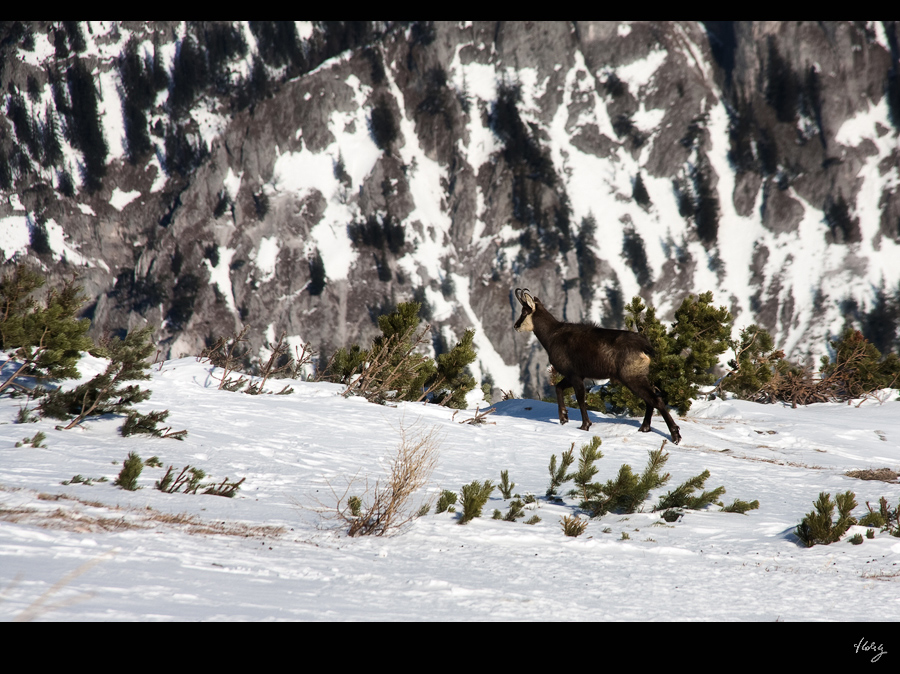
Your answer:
845,468 -> 899,483
0,487 -> 283,538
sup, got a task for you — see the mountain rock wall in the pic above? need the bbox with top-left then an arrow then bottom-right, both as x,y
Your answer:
1,21 -> 898,399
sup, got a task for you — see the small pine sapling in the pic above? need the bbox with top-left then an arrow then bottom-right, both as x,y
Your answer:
435,489 -> 457,513
568,436 -> 603,507
347,495 -> 363,517
524,515 -> 541,525
16,396 -> 39,423
498,469 -> 515,499
458,479 -> 494,524
503,499 -> 526,522
202,476 -> 245,497
120,410 -> 187,440
654,469 -> 726,511
546,444 -> 575,498
114,451 -> 143,490
586,443 -> 671,517
795,491 -> 858,547
61,474 -> 107,486
849,533 -> 864,545
859,497 -> 900,536
155,465 -> 206,494
15,431 -> 47,448
721,499 -> 760,514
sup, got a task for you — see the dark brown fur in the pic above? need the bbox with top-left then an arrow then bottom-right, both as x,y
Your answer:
514,288 -> 681,444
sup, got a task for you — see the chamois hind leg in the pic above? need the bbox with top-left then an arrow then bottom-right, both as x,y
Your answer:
656,399 -> 681,445
626,377 -> 681,445
554,376 -> 571,426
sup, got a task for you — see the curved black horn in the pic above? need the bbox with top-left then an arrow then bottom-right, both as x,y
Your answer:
515,288 -> 531,305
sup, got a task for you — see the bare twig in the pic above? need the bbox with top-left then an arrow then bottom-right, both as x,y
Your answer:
459,405 -> 496,425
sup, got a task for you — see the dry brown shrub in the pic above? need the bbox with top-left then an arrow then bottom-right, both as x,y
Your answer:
322,422 -> 441,537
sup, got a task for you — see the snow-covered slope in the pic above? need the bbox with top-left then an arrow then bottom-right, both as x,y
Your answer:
1,357 -> 898,621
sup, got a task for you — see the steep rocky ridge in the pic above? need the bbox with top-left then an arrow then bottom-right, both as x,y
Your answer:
1,21 -> 899,399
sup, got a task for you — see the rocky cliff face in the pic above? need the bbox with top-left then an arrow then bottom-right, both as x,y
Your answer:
2,21 -> 899,399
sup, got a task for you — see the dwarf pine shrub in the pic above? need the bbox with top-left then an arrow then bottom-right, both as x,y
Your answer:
202,476 -> 245,498
61,474 -> 107,486
0,264 -> 93,396
41,327 -> 155,429
718,324 -> 785,399
503,499 -> 526,522
819,328 -> 900,400
114,451 -> 143,490
795,491 -> 858,547
328,302 -> 476,408
458,480 -> 494,524
593,292 -> 732,416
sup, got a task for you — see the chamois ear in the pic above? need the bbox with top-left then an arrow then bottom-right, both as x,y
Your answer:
515,288 -> 535,310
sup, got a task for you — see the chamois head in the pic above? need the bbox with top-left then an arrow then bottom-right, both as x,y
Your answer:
514,288 -> 538,332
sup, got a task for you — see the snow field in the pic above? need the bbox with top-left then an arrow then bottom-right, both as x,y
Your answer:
1,357 -> 898,621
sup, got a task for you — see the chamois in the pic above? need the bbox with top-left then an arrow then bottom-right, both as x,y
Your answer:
513,288 -> 681,444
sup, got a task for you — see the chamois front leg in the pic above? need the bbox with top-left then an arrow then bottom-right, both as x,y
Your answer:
571,376 -> 592,431
554,376 -> 571,425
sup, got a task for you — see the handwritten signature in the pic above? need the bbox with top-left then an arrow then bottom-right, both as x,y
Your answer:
855,638 -> 887,663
